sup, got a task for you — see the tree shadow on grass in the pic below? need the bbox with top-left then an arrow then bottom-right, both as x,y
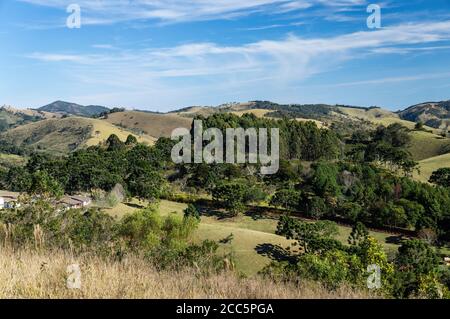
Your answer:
385,235 -> 407,245
197,206 -> 230,220
245,207 -> 280,221
124,202 -> 146,209
255,243 -> 296,263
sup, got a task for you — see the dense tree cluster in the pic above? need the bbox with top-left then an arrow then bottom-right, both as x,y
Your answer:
2,134 -> 168,201
347,123 -> 417,174
271,161 -> 450,240
197,113 -> 342,161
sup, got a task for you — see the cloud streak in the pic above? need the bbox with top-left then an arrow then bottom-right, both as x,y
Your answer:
18,0 -> 368,25
23,19 -> 450,107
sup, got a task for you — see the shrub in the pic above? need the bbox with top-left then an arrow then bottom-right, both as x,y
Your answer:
184,204 -> 201,221
393,239 -> 440,298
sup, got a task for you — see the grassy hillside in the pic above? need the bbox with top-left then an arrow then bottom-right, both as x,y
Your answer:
408,131 -> 450,161
0,106 -> 53,132
103,111 -> 193,139
85,118 -> 156,147
0,153 -> 26,169
158,201 -> 401,274
338,106 -> 436,131
105,200 -> 400,276
0,117 -> 155,155
414,153 -> 450,183
171,106 -> 218,118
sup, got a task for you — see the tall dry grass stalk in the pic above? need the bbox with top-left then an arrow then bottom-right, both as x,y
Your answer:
0,247 -> 377,299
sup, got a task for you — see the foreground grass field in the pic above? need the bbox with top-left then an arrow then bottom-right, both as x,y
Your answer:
104,200 -> 401,276
0,248 -> 374,299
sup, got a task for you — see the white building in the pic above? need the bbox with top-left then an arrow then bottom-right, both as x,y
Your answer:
58,195 -> 92,210
0,195 -> 20,209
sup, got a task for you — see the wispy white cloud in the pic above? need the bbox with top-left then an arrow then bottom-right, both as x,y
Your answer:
26,52 -> 89,62
18,0 -> 368,25
92,44 -> 116,50
317,72 -> 450,88
239,21 -> 305,31
24,20 -> 450,107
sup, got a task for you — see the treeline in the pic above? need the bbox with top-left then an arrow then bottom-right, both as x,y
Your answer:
197,113 -> 342,161
250,101 -> 337,119
0,134 -> 173,201
270,161 -> 450,241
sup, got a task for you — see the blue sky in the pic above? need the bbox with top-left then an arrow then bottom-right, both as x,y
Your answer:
1,0 -> 450,111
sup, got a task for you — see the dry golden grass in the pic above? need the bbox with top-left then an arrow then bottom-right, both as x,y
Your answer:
231,109 -> 272,118
414,153 -> 450,183
0,248 -> 374,299
103,111 -> 193,139
85,118 -> 156,147
408,130 -> 450,161
0,117 -> 155,154
337,106 -> 438,132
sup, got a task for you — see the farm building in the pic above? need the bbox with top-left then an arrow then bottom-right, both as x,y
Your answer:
58,195 -> 92,210
0,192 -> 20,209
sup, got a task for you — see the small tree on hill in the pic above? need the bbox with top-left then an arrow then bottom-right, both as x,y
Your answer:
212,182 -> 246,216
414,122 -> 424,131
125,134 -> 138,146
429,168 -> 450,188
184,204 -> 201,221
348,222 -> 369,246
107,134 -> 125,151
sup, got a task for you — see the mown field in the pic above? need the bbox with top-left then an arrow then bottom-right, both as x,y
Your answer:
408,130 -> 450,161
414,153 -> 450,183
103,199 -> 402,276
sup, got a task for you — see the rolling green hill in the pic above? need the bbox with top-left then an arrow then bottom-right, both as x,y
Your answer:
0,106 -> 52,132
408,130 -> 450,161
414,153 -> 450,183
104,199 -> 400,276
0,117 -> 155,155
103,111 -> 193,139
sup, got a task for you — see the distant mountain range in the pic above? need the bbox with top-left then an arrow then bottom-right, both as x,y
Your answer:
38,101 -> 110,117
4,99 -> 450,130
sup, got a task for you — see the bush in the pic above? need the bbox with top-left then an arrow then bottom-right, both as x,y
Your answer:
295,250 -> 362,289
393,239 -> 440,298
119,207 -> 199,266
0,198 -> 117,251
184,204 -> 201,221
